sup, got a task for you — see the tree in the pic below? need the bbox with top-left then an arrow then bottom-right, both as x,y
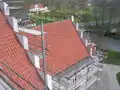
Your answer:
81,11 -> 92,22
110,0 -> 120,18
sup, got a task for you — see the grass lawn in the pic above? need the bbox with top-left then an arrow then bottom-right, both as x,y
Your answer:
32,17 -> 54,25
103,51 -> 120,65
31,14 -> 66,25
116,72 -> 120,85
29,9 -> 93,23
30,11 -> 74,24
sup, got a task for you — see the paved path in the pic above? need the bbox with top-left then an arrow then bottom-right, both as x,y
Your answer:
78,31 -> 120,90
100,64 -> 120,90
81,31 -> 120,52
88,64 -> 120,90
90,33 -> 120,52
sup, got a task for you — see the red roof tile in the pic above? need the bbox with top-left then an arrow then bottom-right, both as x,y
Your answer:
29,4 -> 45,9
0,11 -> 44,89
32,20 -> 89,75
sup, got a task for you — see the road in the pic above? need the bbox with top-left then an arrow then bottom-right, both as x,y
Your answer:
88,64 -> 120,90
101,64 -> 120,90
78,31 -> 120,90
90,33 -> 120,52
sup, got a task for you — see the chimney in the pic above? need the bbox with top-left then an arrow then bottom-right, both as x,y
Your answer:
80,29 -> 86,39
81,31 -> 83,39
27,52 -> 40,69
80,30 -> 85,39
90,42 -> 97,57
0,1 -> 9,15
16,34 -> 29,50
85,39 -> 88,46
91,42 -> 96,56
76,23 -> 79,31
6,16 -> 18,32
90,46 -> 93,57
71,15 -> 74,22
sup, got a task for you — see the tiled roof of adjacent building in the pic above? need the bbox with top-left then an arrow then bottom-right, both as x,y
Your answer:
0,11 -> 44,89
32,20 -> 89,75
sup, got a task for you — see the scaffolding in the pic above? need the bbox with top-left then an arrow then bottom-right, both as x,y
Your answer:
51,55 -> 103,90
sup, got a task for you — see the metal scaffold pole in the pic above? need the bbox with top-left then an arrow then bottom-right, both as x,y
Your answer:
41,22 -> 48,90
85,66 -> 89,90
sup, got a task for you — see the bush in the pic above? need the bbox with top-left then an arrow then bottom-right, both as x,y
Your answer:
116,72 -> 120,85
81,12 -> 92,22
103,51 -> 120,65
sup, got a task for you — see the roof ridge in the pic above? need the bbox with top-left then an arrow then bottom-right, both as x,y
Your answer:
34,20 -> 72,27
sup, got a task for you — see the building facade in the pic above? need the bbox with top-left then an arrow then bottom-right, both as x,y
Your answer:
29,4 -> 50,13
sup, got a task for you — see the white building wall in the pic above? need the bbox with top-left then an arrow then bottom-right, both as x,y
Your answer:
34,55 -> 40,68
76,23 -> 79,31
16,34 -> 29,50
47,74 -> 53,90
30,6 -> 48,12
38,70 -> 53,90
27,52 -> 40,69
6,16 -> 18,32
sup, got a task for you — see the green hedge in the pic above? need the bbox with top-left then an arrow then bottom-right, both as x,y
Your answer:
103,51 -> 120,65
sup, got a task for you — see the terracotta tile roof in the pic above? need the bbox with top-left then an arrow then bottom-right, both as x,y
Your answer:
0,11 -> 44,89
32,20 -> 89,75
